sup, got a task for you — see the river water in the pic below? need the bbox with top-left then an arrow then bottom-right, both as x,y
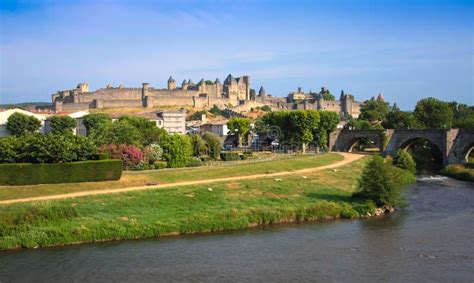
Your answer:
1,177 -> 473,282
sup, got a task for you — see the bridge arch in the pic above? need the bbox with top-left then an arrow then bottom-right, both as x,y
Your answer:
461,142 -> 474,163
397,137 -> 445,166
347,136 -> 382,152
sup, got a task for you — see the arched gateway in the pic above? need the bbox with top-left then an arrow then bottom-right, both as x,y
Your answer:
329,128 -> 474,165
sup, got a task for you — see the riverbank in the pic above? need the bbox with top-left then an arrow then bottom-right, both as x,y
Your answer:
0,156 -> 376,250
441,164 -> 474,182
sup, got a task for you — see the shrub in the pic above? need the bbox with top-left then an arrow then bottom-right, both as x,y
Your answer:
0,134 -> 97,164
0,160 -> 122,185
241,151 -> 253,160
83,113 -> 112,133
153,161 -> 167,169
187,157 -> 202,167
162,134 -> 193,168
189,134 -> 207,157
392,149 -> 416,174
441,165 -> 474,182
209,105 -> 222,116
6,112 -> 42,136
49,116 -> 77,135
353,156 -> 415,207
143,144 -> 163,164
202,132 -> 222,160
98,144 -> 144,170
221,152 -> 240,161
260,105 -> 272,112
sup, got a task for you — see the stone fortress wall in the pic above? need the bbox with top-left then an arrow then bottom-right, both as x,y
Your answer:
52,74 -> 252,112
52,74 -> 366,119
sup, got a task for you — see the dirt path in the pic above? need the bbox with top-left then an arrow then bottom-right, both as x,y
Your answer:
0,153 -> 365,205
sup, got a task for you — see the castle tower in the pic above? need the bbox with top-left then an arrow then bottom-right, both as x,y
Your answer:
142,82 -> 150,99
198,78 -> 206,93
181,79 -> 188,90
242,75 -> 250,100
258,86 -> 266,97
168,76 -> 176,90
77,82 -> 89,93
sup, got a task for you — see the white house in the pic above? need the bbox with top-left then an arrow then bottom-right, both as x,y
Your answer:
44,110 -> 89,136
0,108 -> 47,137
200,120 -> 229,137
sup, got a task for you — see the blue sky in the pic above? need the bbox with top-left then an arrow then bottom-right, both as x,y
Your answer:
0,0 -> 473,109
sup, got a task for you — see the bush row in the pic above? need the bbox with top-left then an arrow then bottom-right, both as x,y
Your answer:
0,160 -> 123,186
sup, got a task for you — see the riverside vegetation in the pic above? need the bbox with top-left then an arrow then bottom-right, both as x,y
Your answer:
0,154 -> 416,250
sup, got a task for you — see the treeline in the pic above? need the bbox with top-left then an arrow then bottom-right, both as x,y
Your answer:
347,97 -> 473,130
254,110 -> 340,152
0,112 -> 223,170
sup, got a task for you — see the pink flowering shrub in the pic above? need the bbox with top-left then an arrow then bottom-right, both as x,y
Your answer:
99,144 -> 144,170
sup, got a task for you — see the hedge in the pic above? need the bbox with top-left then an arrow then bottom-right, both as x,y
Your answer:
0,160 -> 123,186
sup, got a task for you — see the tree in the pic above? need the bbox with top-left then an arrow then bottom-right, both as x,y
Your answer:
162,134 -> 192,168
383,109 -> 418,129
209,105 -> 222,116
414,97 -> 453,129
83,113 -> 112,133
449,102 -> 474,129
313,111 -> 340,149
49,116 -> 77,135
260,105 -> 272,112
321,92 -> 335,101
261,110 -> 320,153
202,132 -> 222,160
89,120 -> 142,147
354,156 -> 415,207
392,149 -> 416,174
359,99 -> 390,123
227,118 -> 251,147
6,112 -> 42,136
189,134 -> 207,157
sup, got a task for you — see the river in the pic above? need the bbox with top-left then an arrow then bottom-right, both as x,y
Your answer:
1,177 -> 473,282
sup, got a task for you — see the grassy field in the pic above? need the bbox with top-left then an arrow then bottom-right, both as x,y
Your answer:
0,153 -> 343,201
0,157 -> 371,250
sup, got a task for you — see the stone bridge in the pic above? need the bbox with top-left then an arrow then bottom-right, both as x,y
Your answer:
329,129 -> 474,165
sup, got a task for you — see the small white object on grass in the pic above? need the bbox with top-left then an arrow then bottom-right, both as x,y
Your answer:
274,178 -> 282,182
302,176 -> 307,179
208,188 -> 213,191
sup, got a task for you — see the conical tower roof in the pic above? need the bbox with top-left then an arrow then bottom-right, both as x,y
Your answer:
376,93 -> 385,102
168,76 -> 175,82
188,79 -> 194,85
224,74 -> 237,85
199,78 -> 205,86
182,79 -> 187,85
214,78 -> 221,84
258,86 -> 266,96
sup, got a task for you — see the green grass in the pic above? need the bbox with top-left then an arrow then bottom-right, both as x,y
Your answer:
0,153 -> 343,201
0,157 -> 370,250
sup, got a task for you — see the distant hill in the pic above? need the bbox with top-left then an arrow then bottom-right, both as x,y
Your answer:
0,102 -> 52,110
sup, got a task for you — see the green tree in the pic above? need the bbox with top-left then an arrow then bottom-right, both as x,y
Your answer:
227,117 -> 251,147
209,105 -> 222,116
83,113 -> 112,133
162,134 -> 193,168
189,134 -> 207,157
89,120 -> 142,147
359,99 -> 390,123
414,97 -> 453,129
354,156 -> 415,207
322,92 -> 335,101
313,111 -> 340,149
449,102 -> 474,129
202,132 -> 222,160
49,116 -> 77,135
6,112 -> 42,136
383,109 -> 417,129
260,105 -> 272,112
392,149 -> 416,174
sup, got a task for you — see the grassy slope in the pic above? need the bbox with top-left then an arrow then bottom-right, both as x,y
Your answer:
0,153 -> 342,201
0,157 -> 369,250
